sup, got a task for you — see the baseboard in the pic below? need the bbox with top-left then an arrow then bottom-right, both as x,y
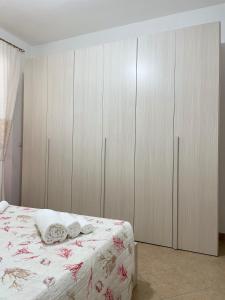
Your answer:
219,233 -> 225,240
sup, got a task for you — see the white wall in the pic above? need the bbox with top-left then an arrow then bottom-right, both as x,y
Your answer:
0,27 -> 31,53
31,3 -> 225,55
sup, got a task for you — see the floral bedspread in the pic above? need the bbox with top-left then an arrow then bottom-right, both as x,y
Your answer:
0,206 -> 135,300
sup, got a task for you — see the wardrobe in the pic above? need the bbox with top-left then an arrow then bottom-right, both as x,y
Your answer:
174,24 -> 219,255
22,57 -> 47,209
134,31 -> 175,248
22,22 -> 220,256
72,46 -> 103,217
103,40 -> 136,225
47,52 -> 74,212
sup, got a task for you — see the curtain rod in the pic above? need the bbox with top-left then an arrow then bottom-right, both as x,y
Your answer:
0,37 -> 25,53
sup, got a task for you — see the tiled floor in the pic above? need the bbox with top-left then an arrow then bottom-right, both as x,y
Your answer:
132,241 -> 225,300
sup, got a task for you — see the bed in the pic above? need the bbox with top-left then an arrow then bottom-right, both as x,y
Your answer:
0,205 -> 135,300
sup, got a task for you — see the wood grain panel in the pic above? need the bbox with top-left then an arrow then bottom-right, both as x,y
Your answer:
175,23 -> 219,255
22,57 -> 47,208
219,44 -> 225,235
134,32 -> 175,246
103,39 -> 137,224
72,46 -> 103,217
47,52 -> 74,212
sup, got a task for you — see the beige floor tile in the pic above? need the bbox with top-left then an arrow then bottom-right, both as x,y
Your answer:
166,289 -> 225,300
132,278 -> 163,300
133,241 -> 225,300
147,276 -> 201,299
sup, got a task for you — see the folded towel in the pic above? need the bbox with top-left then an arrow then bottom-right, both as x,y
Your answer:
76,216 -> 94,234
34,209 -> 68,244
59,212 -> 81,238
0,200 -> 9,213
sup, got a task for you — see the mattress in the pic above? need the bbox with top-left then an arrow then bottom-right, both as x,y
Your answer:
0,206 -> 135,300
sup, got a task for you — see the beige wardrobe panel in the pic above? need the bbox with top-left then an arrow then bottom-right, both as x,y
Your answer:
72,46 -> 103,217
134,32 -> 175,247
175,23 -> 219,255
47,52 -> 74,212
103,39 -> 137,224
22,57 -> 47,209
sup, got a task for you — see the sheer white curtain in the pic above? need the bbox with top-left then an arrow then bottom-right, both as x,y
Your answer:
0,40 -> 23,199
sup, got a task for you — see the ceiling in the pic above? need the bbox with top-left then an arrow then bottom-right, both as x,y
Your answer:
0,0 -> 224,45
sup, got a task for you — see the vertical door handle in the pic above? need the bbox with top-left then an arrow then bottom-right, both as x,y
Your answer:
173,136 -> 179,249
102,137 -> 107,218
45,138 -> 50,208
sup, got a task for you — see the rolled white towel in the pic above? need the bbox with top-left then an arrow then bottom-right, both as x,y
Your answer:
34,209 -> 68,244
77,216 -> 94,234
59,212 -> 81,238
0,200 -> 9,213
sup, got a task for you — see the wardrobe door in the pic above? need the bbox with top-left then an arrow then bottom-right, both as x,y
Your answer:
22,57 -> 47,209
103,39 -> 137,224
175,23 -> 219,255
72,46 -> 103,216
47,52 -> 74,212
134,32 -> 175,246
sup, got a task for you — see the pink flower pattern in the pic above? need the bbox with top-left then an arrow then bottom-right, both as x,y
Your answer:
64,262 -> 83,281
117,264 -> 128,281
104,288 -> 114,300
57,248 -> 73,259
13,247 -> 33,256
112,236 -> 125,251
0,205 -> 134,299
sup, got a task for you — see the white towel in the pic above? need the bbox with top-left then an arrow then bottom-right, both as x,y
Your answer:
0,200 -> 9,213
34,209 -> 68,244
59,212 -> 81,238
77,216 -> 94,234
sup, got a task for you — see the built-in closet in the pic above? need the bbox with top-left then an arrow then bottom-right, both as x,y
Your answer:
72,46 -> 103,217
174,24 -> 219,255
134,31 -> 175,247
22,22 -> 220,256
47,52 -> 74,212
22,57 -> 47,209
103,39 -> 136,225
